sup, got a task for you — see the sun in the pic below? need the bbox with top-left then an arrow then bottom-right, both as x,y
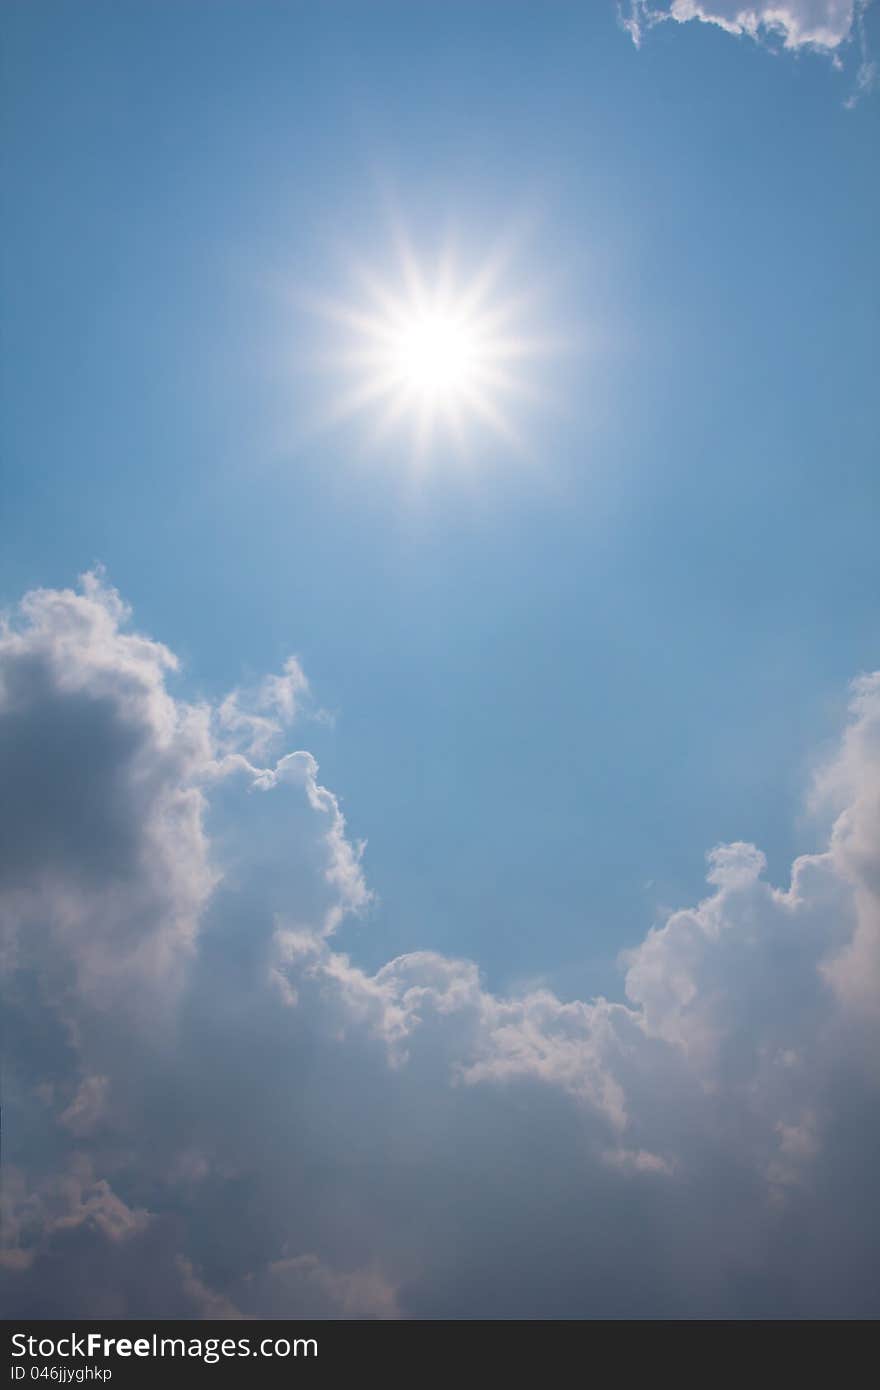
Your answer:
390,311 -> 478,397
305,235 -> 549,461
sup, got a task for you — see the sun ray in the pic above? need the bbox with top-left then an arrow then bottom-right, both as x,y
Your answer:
302,234 -> 552,463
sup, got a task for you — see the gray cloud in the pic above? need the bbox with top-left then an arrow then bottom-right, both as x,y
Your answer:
0,574 -> 214,1012
1,574 -> 878,1317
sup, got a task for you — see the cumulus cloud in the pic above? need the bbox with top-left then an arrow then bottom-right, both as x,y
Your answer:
620,0 -> 873,70
619,3 -> 878,107
1,574 -> 879,1318
0,1159 -> 241,1320
217,655 -> 318,763
0,571 -> 215,1009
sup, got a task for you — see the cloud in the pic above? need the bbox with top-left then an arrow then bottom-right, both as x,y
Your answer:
1,574 -> 878,1317
811,672 -> 880,1022
0,571 -> 215,1012
0,1159 -> 241,1320
217,655 -> 316,762
620,1 -> 871,59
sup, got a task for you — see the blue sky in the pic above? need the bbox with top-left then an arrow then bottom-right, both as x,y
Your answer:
5,1 -> 877,996
2,2 -> 879,1320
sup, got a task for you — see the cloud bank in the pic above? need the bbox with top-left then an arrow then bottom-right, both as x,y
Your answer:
2,575 -> 879,1317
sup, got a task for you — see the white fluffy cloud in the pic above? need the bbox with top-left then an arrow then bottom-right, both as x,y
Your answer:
1,574 -> 879,1317
622,1 -> 864,52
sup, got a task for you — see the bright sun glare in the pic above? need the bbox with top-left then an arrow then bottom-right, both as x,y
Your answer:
307,234 -> 549,461
391,312 -> 478,396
